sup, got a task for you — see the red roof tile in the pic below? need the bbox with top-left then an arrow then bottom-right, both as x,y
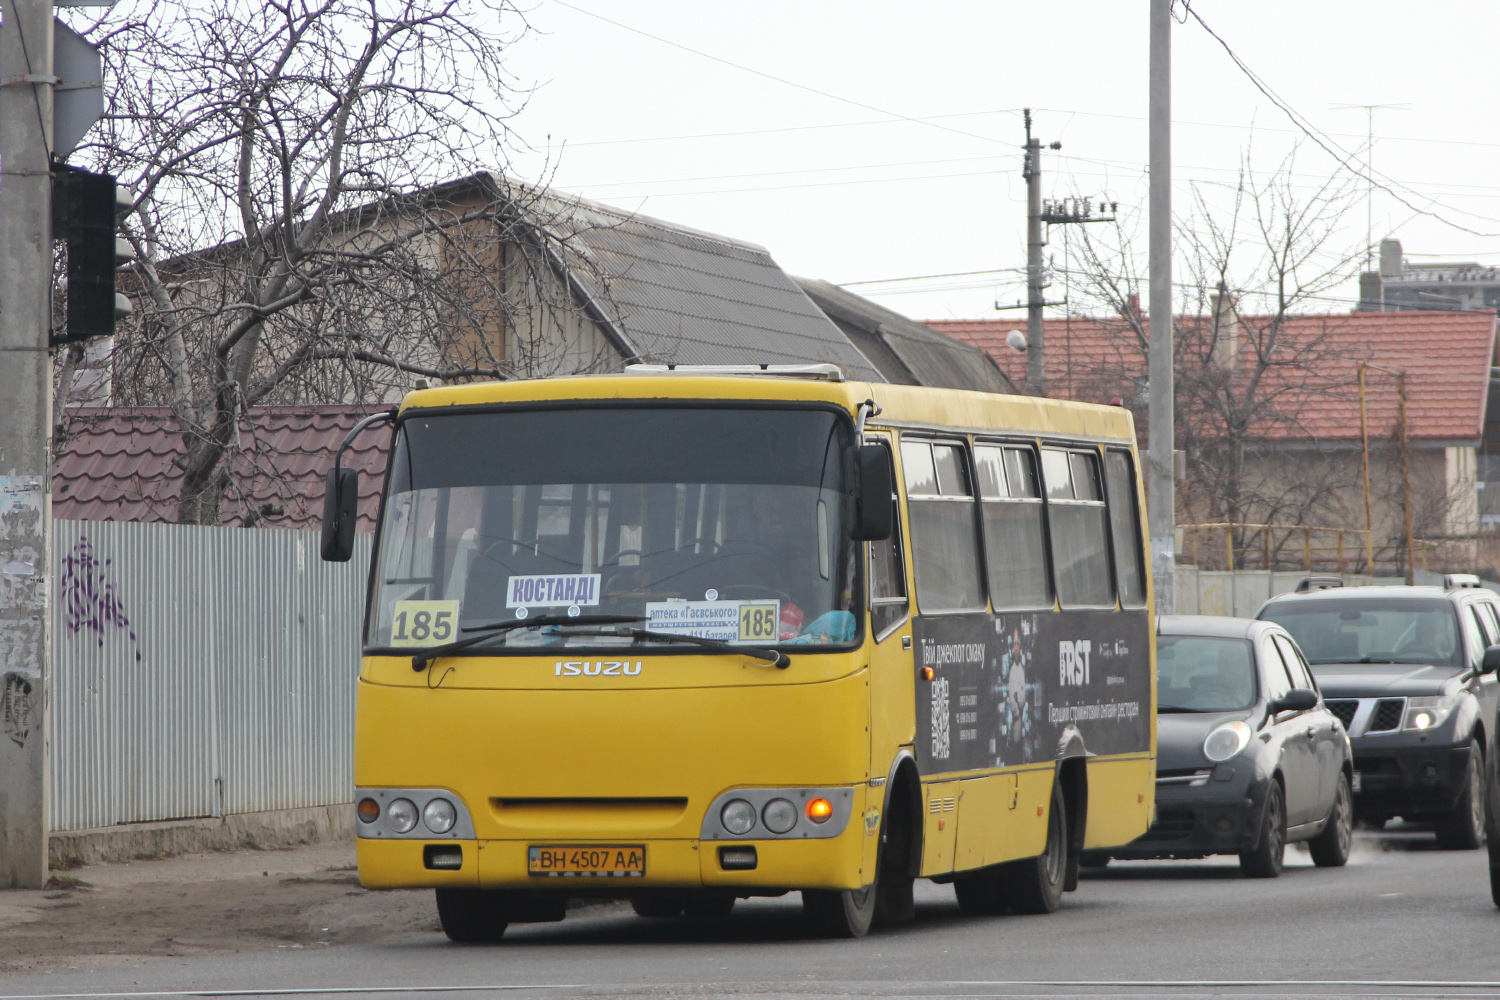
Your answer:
53,406 -> 392,530
929,311 -> 1498,443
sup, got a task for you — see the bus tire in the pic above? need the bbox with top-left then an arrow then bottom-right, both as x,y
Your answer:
953,867 -> 1008,916
435,888 -> 508,943
803,885 -> 876,938
683,893 -> 735,920
1003,779 -> 1067,915
631,896 -> 684,918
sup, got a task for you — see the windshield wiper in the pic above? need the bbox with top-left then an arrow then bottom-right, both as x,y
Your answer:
620,627 -> 790,669
411,615 -> 646,671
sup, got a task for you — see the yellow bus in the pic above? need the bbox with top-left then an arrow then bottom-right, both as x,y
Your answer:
320,364 -> 1155,940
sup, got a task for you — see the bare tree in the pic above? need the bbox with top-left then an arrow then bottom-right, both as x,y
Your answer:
57,0 -> 614,524
1062,148 -> 1368,559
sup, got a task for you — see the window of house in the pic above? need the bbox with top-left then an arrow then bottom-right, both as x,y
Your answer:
974,444 -> 1051,609
901,439 -> 985,613
1041,447 -> 1113,608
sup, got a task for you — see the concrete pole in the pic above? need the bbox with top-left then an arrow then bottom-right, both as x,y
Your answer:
1148,0 -> 1175,614
1023,111 -> 1046,396
0,0 -> 54,889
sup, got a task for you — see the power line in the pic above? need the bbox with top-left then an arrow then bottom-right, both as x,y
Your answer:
1181,2 -> 1500,237
551,1 -> 1014,148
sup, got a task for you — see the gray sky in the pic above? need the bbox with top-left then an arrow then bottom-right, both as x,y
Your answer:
503,1 -> 1500,321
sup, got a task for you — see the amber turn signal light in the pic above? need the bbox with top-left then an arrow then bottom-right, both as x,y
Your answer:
921,666 -> 934,681
357,798 -> 380,824
806,797 -> 833,823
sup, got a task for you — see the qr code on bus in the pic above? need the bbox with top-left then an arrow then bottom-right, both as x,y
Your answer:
930,676 -> 950,759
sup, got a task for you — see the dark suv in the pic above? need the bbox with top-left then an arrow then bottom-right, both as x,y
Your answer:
1257,576 -> 1500,849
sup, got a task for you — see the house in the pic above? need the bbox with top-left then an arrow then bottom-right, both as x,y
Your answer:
1361,238 -> 1500,313
930,308 -> 1500,575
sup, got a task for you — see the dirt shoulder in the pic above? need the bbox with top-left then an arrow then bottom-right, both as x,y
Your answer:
0,842 -> 439,975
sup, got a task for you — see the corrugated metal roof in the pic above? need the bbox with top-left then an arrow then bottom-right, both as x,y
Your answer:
53,406 -> 391,529
932,310 -> 1499,443
794,277 -> 1010,392
504,181 -> 884,381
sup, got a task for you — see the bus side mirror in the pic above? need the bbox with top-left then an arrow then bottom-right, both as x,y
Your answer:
852,444 -> 894,542
321,467 -> 359,562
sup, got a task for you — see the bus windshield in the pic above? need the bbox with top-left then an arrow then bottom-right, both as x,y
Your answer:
366,405 -> 858,652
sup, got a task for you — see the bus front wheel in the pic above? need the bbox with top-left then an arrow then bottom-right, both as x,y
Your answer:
435,888 -> 508,943
803,885 -> 876,938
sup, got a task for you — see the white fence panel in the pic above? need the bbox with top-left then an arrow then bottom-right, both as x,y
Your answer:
50,520 -> 371,832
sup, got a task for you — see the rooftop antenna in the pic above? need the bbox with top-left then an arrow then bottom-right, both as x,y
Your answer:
1330,102 -> 1411,270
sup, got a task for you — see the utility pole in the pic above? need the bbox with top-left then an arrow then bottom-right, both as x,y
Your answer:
1148,0 -> 1175,614
0,0 -> 55,889
1022,109 -> 1060,397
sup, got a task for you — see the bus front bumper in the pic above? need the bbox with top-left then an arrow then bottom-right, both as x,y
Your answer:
356,831 -> 869,893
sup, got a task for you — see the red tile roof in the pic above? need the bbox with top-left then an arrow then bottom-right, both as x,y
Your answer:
53,406 -> 392,530
929,311 -> 1498,444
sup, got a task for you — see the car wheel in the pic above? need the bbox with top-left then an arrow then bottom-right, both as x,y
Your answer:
435,888 -> 508,943
1435,739 -> 1485,851
1309,772 -> 1353,867
803,885 -> 877,938
1001,779 -> 1067,914
1240,780 -> 1286,878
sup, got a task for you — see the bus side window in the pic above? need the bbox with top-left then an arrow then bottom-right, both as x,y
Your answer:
1040,448 -> 1113,608
974,444 -> 1051,609
900,438 -> 985,613
1103,449 -> 1147,608
869,443 -> 909,640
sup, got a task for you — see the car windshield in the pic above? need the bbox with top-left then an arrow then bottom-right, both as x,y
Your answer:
1156,636 -> 1257,712
366,405 -> 858,652
1260,598 -> 1461,666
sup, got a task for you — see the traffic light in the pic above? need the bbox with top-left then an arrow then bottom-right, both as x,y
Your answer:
51,164 -> 132,347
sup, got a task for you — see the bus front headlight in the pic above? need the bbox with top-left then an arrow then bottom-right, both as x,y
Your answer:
762,798 -> 797,834
423,797 -> 457,834
721,799 -> 756,835
387,797 -> 419,834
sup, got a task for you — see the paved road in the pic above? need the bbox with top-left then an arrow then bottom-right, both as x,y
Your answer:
3,826 -> 1498,1000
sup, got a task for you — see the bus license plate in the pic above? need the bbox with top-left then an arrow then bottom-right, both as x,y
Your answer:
528,845 -> 646,878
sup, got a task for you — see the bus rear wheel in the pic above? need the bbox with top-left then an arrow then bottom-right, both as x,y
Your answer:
435,889 -> 508,943
1002,779 -> 1067,915
803,885 -> 876,938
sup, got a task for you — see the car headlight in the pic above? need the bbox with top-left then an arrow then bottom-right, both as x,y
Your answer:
1405,695 -> 1458,731
423,797 -> 457,834
721,798 -> 756,835
1203,721 -> 1252,762
386,797 -> 419,834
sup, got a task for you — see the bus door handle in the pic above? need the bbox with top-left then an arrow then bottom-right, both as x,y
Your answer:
902,636 -> 912,650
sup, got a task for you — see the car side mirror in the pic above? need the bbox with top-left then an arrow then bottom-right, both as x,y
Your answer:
1271,688 -> 1318,714
1483,644 -> 1500,675
321,466 -> 359,562
852,443 -> 894,542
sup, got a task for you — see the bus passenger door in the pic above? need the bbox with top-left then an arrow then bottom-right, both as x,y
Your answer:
866,432 -> 915,783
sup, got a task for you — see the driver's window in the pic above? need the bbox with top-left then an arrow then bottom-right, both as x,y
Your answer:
1462,605 -> 1487,664
868,441 -> 909,640
1260,638 -> 1293,705
1273,635 -> 1315,691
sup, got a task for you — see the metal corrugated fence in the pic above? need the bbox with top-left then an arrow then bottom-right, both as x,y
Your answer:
50,520 -> 372,832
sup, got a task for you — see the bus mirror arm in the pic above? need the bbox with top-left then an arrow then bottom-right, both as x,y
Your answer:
851,444 -> 894,542
320,409 -> 396,562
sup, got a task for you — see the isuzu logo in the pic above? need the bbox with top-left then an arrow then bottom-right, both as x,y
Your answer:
554,661 -> 643,677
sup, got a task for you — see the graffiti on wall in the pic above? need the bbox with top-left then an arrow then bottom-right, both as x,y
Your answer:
59,535 -> 141,664
2,673 -> 35,747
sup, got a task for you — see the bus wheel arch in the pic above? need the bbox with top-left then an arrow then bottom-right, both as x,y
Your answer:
1055,744 -> 1089,893
873,752 -> 922,924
